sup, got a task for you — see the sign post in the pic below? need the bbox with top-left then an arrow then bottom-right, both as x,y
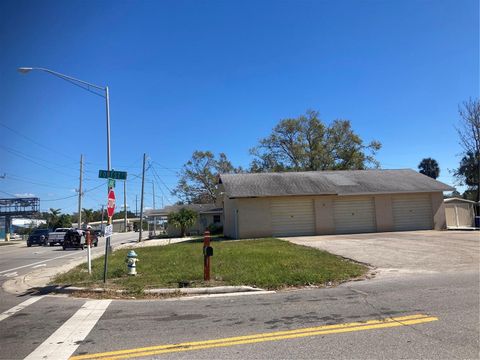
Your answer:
103,187 -> 116,283
86,230 -> 92,275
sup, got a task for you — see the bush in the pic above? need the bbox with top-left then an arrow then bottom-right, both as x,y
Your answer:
207,223 -> 223,235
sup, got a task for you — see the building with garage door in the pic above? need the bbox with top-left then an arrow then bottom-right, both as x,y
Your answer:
217,169 -> 453,239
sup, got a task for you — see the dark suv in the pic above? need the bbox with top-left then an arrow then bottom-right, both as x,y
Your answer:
27,229 -> 50,247
62,229 -> 98,250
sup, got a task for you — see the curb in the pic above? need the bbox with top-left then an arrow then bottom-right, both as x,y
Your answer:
49,285 -> 271,296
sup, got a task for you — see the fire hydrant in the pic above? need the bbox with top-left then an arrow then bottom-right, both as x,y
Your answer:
126,250 -> 139,276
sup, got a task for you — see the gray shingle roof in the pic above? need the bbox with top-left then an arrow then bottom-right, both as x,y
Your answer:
219,169 -> 454,198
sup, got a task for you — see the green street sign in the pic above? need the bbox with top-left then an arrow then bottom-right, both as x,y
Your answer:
108,178 -> 116,188
98,170 -> 127,180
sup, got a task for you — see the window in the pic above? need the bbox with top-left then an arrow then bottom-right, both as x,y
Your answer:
213,215 -> 221,224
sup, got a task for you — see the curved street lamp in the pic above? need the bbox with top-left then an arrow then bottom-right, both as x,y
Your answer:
18,66 -> 113,283
17,67 -> 111,171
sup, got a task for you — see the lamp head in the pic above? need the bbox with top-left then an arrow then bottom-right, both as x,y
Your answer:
17,67 -> 33,74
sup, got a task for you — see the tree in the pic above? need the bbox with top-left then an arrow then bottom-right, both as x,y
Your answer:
112,210 -> 136,220
249,110 -> 381,172
167,208 -> 198,237
173,151 -> 241,204
455,98 -> 480,202
55,214 -> 73,228
418,158 -> 440,179
82,208 -> 95,224
47,208 -> 61,229
454,151 -> 479,201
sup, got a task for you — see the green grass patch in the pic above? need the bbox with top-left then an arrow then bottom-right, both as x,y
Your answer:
52,238 -> 367,291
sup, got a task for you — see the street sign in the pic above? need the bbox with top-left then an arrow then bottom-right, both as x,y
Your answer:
108,178 -> 116,189
104,224 -> 113,238
98,170 -> 127,180
107,189 -> 116,217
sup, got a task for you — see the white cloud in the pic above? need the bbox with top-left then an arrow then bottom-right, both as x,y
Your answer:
14,193 -> 35,197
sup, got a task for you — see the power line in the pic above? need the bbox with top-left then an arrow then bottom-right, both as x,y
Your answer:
149,162 -> 174,205
0,145 -> 78,178
4,174 -> 73,190
41,182 -> 106,202
0,190 -> 18,197
0,121 -> 78,162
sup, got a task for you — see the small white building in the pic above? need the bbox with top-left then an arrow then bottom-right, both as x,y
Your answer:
444,198 -> 478,229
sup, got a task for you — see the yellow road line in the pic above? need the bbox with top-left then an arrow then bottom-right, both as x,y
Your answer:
70,314 -> 438,360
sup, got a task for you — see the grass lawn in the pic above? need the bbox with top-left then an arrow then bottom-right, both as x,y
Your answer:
53,238 -> 367,292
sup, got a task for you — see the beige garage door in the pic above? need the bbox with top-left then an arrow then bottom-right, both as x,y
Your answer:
271,198 -> 315,237
392,194 -> 433,231
334,197 -> 376,234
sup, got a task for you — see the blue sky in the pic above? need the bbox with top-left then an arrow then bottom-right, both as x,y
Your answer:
0,0 -> 478,214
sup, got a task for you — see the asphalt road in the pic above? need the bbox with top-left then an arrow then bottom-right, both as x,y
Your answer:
0,233 -> 478,360
0,232 -> 139,284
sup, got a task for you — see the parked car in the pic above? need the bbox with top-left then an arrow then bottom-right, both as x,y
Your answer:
27,229 -> 50,247
48,228 -> 71,246
62,229 -> 98,250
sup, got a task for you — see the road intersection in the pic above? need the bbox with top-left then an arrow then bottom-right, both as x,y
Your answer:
0,231 -> 478,360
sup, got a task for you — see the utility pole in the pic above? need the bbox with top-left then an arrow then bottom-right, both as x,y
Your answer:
135,195 -> 138,217
152,181 -> 156,236
124,180 -> 127,232
77,154 -> 83,229
139,153 -> 146,242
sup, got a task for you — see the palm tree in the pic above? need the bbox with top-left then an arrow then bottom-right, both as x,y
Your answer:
48,208 -> 61,229
418,158 -> 440,179
168,208 -> 198,237
82,208 -> 95,225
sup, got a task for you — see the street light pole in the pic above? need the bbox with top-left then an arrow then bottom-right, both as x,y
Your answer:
18,66 -> 113,282
18,67 -> 111,172
105,86 -> 111,172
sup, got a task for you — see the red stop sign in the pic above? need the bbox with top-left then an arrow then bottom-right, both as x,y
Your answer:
107,189 -> 116,217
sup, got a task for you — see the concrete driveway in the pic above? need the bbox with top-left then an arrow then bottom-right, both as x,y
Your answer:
283,230 -> 479,278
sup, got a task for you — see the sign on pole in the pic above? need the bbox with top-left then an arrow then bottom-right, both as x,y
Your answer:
98,170 -> 127,180
104,224 -> 113,238
108,178 -> 116,189
107,189 -> 116,218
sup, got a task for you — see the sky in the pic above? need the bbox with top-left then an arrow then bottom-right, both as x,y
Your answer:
0,0 -> 478,215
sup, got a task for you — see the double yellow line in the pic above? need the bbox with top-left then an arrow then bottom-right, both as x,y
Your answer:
71,314 -> 438,360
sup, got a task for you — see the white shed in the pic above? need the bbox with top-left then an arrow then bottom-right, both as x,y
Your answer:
444,198 -> 477,229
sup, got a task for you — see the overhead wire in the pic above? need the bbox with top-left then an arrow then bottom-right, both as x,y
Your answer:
4,174 -> 74,190
0,121 -> 78,162
0,145 -> 78,178
41,181 -> 106,202
0,190 -> 18,197
149,161 -> 174,205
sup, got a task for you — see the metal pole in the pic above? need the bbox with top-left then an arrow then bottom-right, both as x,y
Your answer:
87,231 -> 91,275
101,205 -> 104,232
105,86 -> 111,172
78,154 -> 83,229
103,86 -> 112,283
124,180 -> 127,232
152,181 -> 156,236
139,153 -> 146,242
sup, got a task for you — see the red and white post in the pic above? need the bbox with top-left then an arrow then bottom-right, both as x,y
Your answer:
203,231 -> 211,281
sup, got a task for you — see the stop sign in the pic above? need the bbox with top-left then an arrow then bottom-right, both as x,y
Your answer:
107,189 -> 116,217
